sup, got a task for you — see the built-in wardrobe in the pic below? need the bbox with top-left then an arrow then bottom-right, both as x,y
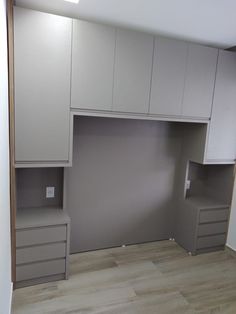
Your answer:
13,6 -> 236,287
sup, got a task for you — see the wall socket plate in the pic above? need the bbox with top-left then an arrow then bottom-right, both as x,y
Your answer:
186,180 -> 191,190
46,186 -> 55,198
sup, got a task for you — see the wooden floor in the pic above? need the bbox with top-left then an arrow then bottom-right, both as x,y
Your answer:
12,240 -> 236,314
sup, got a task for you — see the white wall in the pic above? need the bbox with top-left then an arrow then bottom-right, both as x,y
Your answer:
227,177 -> 236,251
0,0 -> 12,313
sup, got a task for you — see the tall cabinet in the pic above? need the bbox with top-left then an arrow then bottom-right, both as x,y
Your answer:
14,7 -> 72,166
205,50 -> 236,163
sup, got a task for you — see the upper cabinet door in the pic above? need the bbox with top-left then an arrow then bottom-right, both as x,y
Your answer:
149,37 -> 188,116
182,44 -> 218,119
206,50 -> 236,162
71,20 -> 116,111
14,7 -> 71,163
113,29 -> 154,113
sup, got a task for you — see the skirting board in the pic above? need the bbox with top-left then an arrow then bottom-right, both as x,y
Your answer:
8,282 -> 13,314
226,243 -> 236,252
226,244 -> 236,259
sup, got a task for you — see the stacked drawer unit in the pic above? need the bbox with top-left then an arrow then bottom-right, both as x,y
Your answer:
175,196 -> 230,255
16,208 -> 70,288
196,206 -> 229,254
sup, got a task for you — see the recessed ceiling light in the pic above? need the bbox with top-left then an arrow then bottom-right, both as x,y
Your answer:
64,0 -> 80,3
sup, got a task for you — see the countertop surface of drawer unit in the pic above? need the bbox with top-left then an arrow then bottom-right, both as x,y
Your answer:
185,196 -> 230,210
16,207 -> 70,230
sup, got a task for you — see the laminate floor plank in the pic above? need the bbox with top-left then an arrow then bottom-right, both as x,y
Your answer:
12,240 -> 236,314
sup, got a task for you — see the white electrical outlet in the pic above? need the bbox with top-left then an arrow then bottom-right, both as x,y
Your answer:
186,180 -> 191,190
46,186 -> 55,198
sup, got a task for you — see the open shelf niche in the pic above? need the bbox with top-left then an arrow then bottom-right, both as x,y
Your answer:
16,167 -> 66,229
185,161 -> 235,205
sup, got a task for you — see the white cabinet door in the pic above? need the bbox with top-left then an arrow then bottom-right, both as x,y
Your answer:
149,37 -> 188,116
14,7 -> 71,163
182,44 -> 218,119
113,29 -> 153,113
71,20 -> 116,111
206,50 -> 236,162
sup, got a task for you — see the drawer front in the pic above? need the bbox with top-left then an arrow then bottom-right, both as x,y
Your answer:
16,225 -> 67,247
197,234 -> 226,249
16,242 -> 66,265
16,259 -> 65,281
198,222 -> 228,236
199,208 -> 229,224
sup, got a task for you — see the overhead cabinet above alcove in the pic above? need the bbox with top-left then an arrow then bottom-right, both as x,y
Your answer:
13,6 -> 236,166
149,38 -> 218,119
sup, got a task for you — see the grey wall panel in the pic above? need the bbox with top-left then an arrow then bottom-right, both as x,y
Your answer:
16,168 -> 63,209
66,117 -> 182,253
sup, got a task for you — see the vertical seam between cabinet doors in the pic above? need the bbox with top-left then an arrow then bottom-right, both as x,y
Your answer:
68,19 -> 74,162
204,49 -> 220,163
147,36 -> 155,114
194,209 -> 201,253
180,42 -> 189,116
111,28 -> 117,111
69,19 -> 73,110
209,49 -> 220,119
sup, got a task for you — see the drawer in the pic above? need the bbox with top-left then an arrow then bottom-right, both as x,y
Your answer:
16,225 -> 67,247
197,234 -> 226,249
198,222 -> 228,236
16,259 -> 65,282
199,208 -> 229,224
16,242 -> 66,265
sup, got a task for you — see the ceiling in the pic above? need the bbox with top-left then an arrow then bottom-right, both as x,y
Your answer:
15,0 -> 236,48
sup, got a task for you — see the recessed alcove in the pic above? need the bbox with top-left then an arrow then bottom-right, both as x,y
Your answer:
185,161 -> 234,204
65,116 -> 200,253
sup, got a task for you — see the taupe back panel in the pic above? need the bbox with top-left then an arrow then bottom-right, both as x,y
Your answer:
16,168 -> 63,209
66,117 -> 182,253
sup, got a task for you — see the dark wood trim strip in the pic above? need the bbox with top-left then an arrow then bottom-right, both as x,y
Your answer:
7,0 -> 16,284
